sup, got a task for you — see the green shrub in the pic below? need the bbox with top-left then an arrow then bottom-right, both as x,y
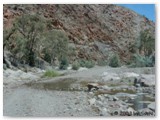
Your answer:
109,54 -> 120,67
97,60 -> 108,66
43,49 -> 51,63
12,14 -> 46,67
59,57 -> 69,70
78,59 -> 95,68
43,70 -> 60,77
44,30 -> 69,66
72,62 -> 80,70
84,60 -> 95,68
129,54 -> 153,67
78,59 -> 86,67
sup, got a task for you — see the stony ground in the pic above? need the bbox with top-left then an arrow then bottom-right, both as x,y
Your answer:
3,66 -> 156,117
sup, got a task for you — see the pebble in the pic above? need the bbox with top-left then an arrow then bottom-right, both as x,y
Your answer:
67,106 -> 72,109
88,98 -> 96,105
97,95 -> 104,101
96,100 -> 103,107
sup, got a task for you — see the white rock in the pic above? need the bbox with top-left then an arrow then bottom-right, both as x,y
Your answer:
88,91 -> 94,95
100,108 -> 109,116
67,66 -> 72,70
122,72 -> 139,78
88,98 -> 96,105
3,69 -> 39,83
113,96 -> 119,101
104,94 -> 108,98
127,107 -> 135,112
78,67 -> 88,71
141,74 -> 155,86
101,72 -> 120,82
98,95 -> 104,101
148,102 -> 155,111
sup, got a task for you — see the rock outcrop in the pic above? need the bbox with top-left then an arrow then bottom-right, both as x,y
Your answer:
3,4 -> 155,63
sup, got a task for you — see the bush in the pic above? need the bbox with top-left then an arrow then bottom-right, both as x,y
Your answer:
85,60 -> 95,68
12,14 -> 46,67
109,54 -> 120,67
43,70 -> 60,77
59,57 -> 69,70
43,49 -> 51,63
78,59 -> 86,67
129,54 -> 153,67
138,30 -> 155,56
97,60 -> 108,66
44,30 -> 69,66
78,59 -> 95,68
72,62 -> 80,70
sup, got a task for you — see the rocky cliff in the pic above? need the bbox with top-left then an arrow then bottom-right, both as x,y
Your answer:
3,4 -> 155,63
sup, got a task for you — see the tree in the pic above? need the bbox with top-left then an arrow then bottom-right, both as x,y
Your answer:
109,54 -> 121,67
137,30 -> 155,56
12,14 -> 46,66
128,29 -> 155,67
3,28 -> 16,67
4,14 -> 70,68
44,30 -> 69,66
3,28 -> 16,50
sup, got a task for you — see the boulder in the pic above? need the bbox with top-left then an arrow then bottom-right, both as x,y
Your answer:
101,72 -> 120,82
122,72 -> 139,78
113,96 -> 119,101
140,74 -> 155,86
127,107 -> 135,112
148,102 -> 155,112
87,83 -> 99,91
78,67 -> 88,71
99,108 -> 109,116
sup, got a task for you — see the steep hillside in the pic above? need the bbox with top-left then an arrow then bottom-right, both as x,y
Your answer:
3,4 -> 155,64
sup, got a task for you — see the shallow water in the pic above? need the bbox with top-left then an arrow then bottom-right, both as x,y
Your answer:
26,78 -> 78,91
130,94 -> 155,111
26,78 -> 155,111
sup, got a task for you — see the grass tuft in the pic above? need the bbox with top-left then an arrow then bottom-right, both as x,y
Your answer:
43,70 -> 60,77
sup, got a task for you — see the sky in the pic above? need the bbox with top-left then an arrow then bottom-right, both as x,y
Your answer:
117,4 -> 155,22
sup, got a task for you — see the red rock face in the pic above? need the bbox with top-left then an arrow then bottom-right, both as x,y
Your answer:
3,4 -> 155,62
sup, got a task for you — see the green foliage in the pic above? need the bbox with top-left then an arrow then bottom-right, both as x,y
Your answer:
78,59 -> 95,68
72,62 -> 80,70
44,30 -> 69,65
43,49 -> 51,63
129,54 -> 153,67
78,59 -> 86,67
3,28 -> 16,49
43,70 -> 60,77
6,14 -> 47,66
84,60 -> 95,68
109,54 -> 120,67
4,14 -> 71,68
133,30 -> 155,56
127,29 -> 155,67
97,60 -> 108,66
59,56 -> 69,70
